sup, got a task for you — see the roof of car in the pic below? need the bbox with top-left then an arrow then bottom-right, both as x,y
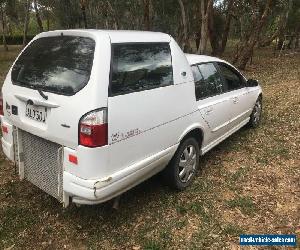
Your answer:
38,29 -> 172,43
185,53 -> 225,65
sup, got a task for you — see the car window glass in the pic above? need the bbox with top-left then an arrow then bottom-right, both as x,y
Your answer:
191,65 -> 208,100
191,65 -> 202,83
110,43 -> 173,96
197,63 -> 222,98
217,63 -> 243,91
11,36 -> 95,95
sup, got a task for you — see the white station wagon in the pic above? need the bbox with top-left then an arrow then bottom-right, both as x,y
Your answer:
0,30 -> 262,207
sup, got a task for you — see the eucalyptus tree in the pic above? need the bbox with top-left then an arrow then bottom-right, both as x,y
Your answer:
0,0 -> 8,50
208,0 -> 234,56
232,0 -> 273,69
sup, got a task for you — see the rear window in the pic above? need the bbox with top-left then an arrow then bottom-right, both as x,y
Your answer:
11,36 -> 95,95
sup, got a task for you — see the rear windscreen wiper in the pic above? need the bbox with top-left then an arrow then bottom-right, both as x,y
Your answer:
31,85 -> 48,100
37,88 -> 48,100
14,80 -> 48,100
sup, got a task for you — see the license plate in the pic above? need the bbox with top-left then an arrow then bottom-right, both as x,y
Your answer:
25,104 -> 47,123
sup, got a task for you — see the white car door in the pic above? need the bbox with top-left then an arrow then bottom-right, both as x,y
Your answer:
191,63 -> 233,144
216,62 -> 253,127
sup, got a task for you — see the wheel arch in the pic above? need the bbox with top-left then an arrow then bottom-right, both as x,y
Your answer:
178,124 -> 205,152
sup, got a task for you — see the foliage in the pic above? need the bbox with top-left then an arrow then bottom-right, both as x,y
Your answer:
0,0 -> 299,69
0,34 -> 34,44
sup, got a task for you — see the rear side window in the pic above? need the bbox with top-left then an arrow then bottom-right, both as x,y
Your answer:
197,63 -> 222,98
11,36 -> 95,95
110,43 -> 173,96
191,65 -> 206,100
217,63 -> 244,91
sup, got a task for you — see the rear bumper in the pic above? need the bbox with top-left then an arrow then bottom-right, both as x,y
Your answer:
63,144 -> 177,205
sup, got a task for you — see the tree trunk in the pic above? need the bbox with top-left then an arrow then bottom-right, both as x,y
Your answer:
277,0 -> 293,50
0,4 -> 8,51
235,0 -> 272,70
220,0 -> 234,54
209,0 -> 234,56
198,0 -> 213,54
33,0 -> 44,33
47,15 -> 50,31
80,0 -> 88,28
258,30 -> 279,47
143,0 -> 151,30
23,0 -> 30,47
208,6 -> 220,56
295,33 -> 299,49
178,0 -> 189,52
106,0 -> 118,30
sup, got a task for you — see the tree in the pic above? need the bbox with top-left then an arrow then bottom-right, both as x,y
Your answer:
208,0 -> 234,56
178,0 -> 189,51
0,0 -> 8,51
106,0 -> 118,29
33,0 -> 44,32
143,0 -> 152,30
233,0 -> 272,69
80,0 -> 88,28
22,0 -> 30,47
198,0 -> 213,54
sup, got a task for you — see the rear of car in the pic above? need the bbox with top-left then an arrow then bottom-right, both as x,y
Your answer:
1,30 -> 112,206
1,30 -> 196,207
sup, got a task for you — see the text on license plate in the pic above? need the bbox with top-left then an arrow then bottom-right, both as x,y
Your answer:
25,105 -> 47,122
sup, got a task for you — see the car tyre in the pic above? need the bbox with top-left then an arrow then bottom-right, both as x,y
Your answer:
163,137 -> 200,190
249,97 -> 262,128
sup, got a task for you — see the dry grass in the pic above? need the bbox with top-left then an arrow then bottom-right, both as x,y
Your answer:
0,45 -> 299,250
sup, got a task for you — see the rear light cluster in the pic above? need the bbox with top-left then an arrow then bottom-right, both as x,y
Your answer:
79,108 -> 108,147
0,92 -> 3,116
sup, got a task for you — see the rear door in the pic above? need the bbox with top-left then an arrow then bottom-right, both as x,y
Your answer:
107,43 -> 174,173
192,63 -> 232,143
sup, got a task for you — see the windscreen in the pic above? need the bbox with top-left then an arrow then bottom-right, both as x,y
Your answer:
11,36 -> 95,95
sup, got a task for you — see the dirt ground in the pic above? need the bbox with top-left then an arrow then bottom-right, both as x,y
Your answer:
0,46 -> 299,250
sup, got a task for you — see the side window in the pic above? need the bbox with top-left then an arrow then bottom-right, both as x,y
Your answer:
110,43 -> 173,96
197,63 -> 223,98
191,65 -> 206,100
217,63 -> 244,92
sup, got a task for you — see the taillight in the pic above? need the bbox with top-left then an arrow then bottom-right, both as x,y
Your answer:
79,108 -> 108,147
0,92 -> 3,116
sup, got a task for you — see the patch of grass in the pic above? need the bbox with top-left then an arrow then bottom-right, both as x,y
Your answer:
230,166 -> 249,182
143,240 -> 163,250
270,145 -> 290,159
0,206 -> 38,248
190,201 -> 213,223
226,196 -> 256,215
176,204 -> 188,215
223,223 -> 244,236
190,221 -> 226,249
226,166 -> 250,191
256,156 -> 269,164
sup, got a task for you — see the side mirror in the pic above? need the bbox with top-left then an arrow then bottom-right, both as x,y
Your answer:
246,79 -> 259,87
